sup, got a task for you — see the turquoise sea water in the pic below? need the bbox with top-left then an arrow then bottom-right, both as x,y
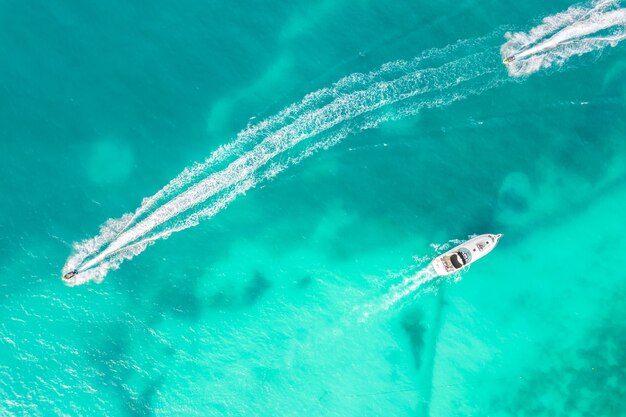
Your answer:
2,0 -> 626,415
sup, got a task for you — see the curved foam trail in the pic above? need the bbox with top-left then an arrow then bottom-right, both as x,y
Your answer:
358,238 -> 475,317
112,36 -> 489,233
502,0 -> 626,76
64,39 -> 506,285
358,265 -> 440,319
377,265 -> 439,312
77,37 -> 492,255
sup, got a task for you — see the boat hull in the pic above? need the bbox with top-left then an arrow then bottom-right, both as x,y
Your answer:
430,234 -> 502,276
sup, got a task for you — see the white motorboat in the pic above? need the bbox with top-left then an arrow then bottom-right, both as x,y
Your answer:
431,234 -> 502,276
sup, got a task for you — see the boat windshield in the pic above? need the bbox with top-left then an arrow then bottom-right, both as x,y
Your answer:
450,252 -> 465,269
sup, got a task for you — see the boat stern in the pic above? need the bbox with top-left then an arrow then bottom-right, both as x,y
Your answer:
431,255 -> 455,277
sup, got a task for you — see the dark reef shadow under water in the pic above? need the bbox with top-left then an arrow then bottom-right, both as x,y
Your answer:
86,323 -> 165,417
206,270 -> 277,312
243,271 -> 273,306
401,309 -> 427,370
398,287 -> 447,416
493,291 -> 626,416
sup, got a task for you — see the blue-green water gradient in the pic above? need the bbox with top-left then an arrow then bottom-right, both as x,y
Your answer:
1,0 -> 625,415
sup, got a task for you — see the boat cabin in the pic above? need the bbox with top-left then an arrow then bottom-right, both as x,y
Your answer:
446,248 -> 472,271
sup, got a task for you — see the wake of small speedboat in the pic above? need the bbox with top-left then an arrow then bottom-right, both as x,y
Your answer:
63,36 -> 509,286
501,0 -> 626,77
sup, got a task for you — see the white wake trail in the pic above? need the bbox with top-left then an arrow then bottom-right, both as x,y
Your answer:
502,0 -> 626,76
64,41 -> 505,285
67,37 -> 492,275
372,265 -> 440,315
64,0 -> 624,285
358,238 -> 471,317
108,35 -> 488,236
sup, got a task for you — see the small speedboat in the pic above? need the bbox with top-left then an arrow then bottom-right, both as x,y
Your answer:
502,56 -> 515,64
431,234 -> 502,276
63,270 -> 77,280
